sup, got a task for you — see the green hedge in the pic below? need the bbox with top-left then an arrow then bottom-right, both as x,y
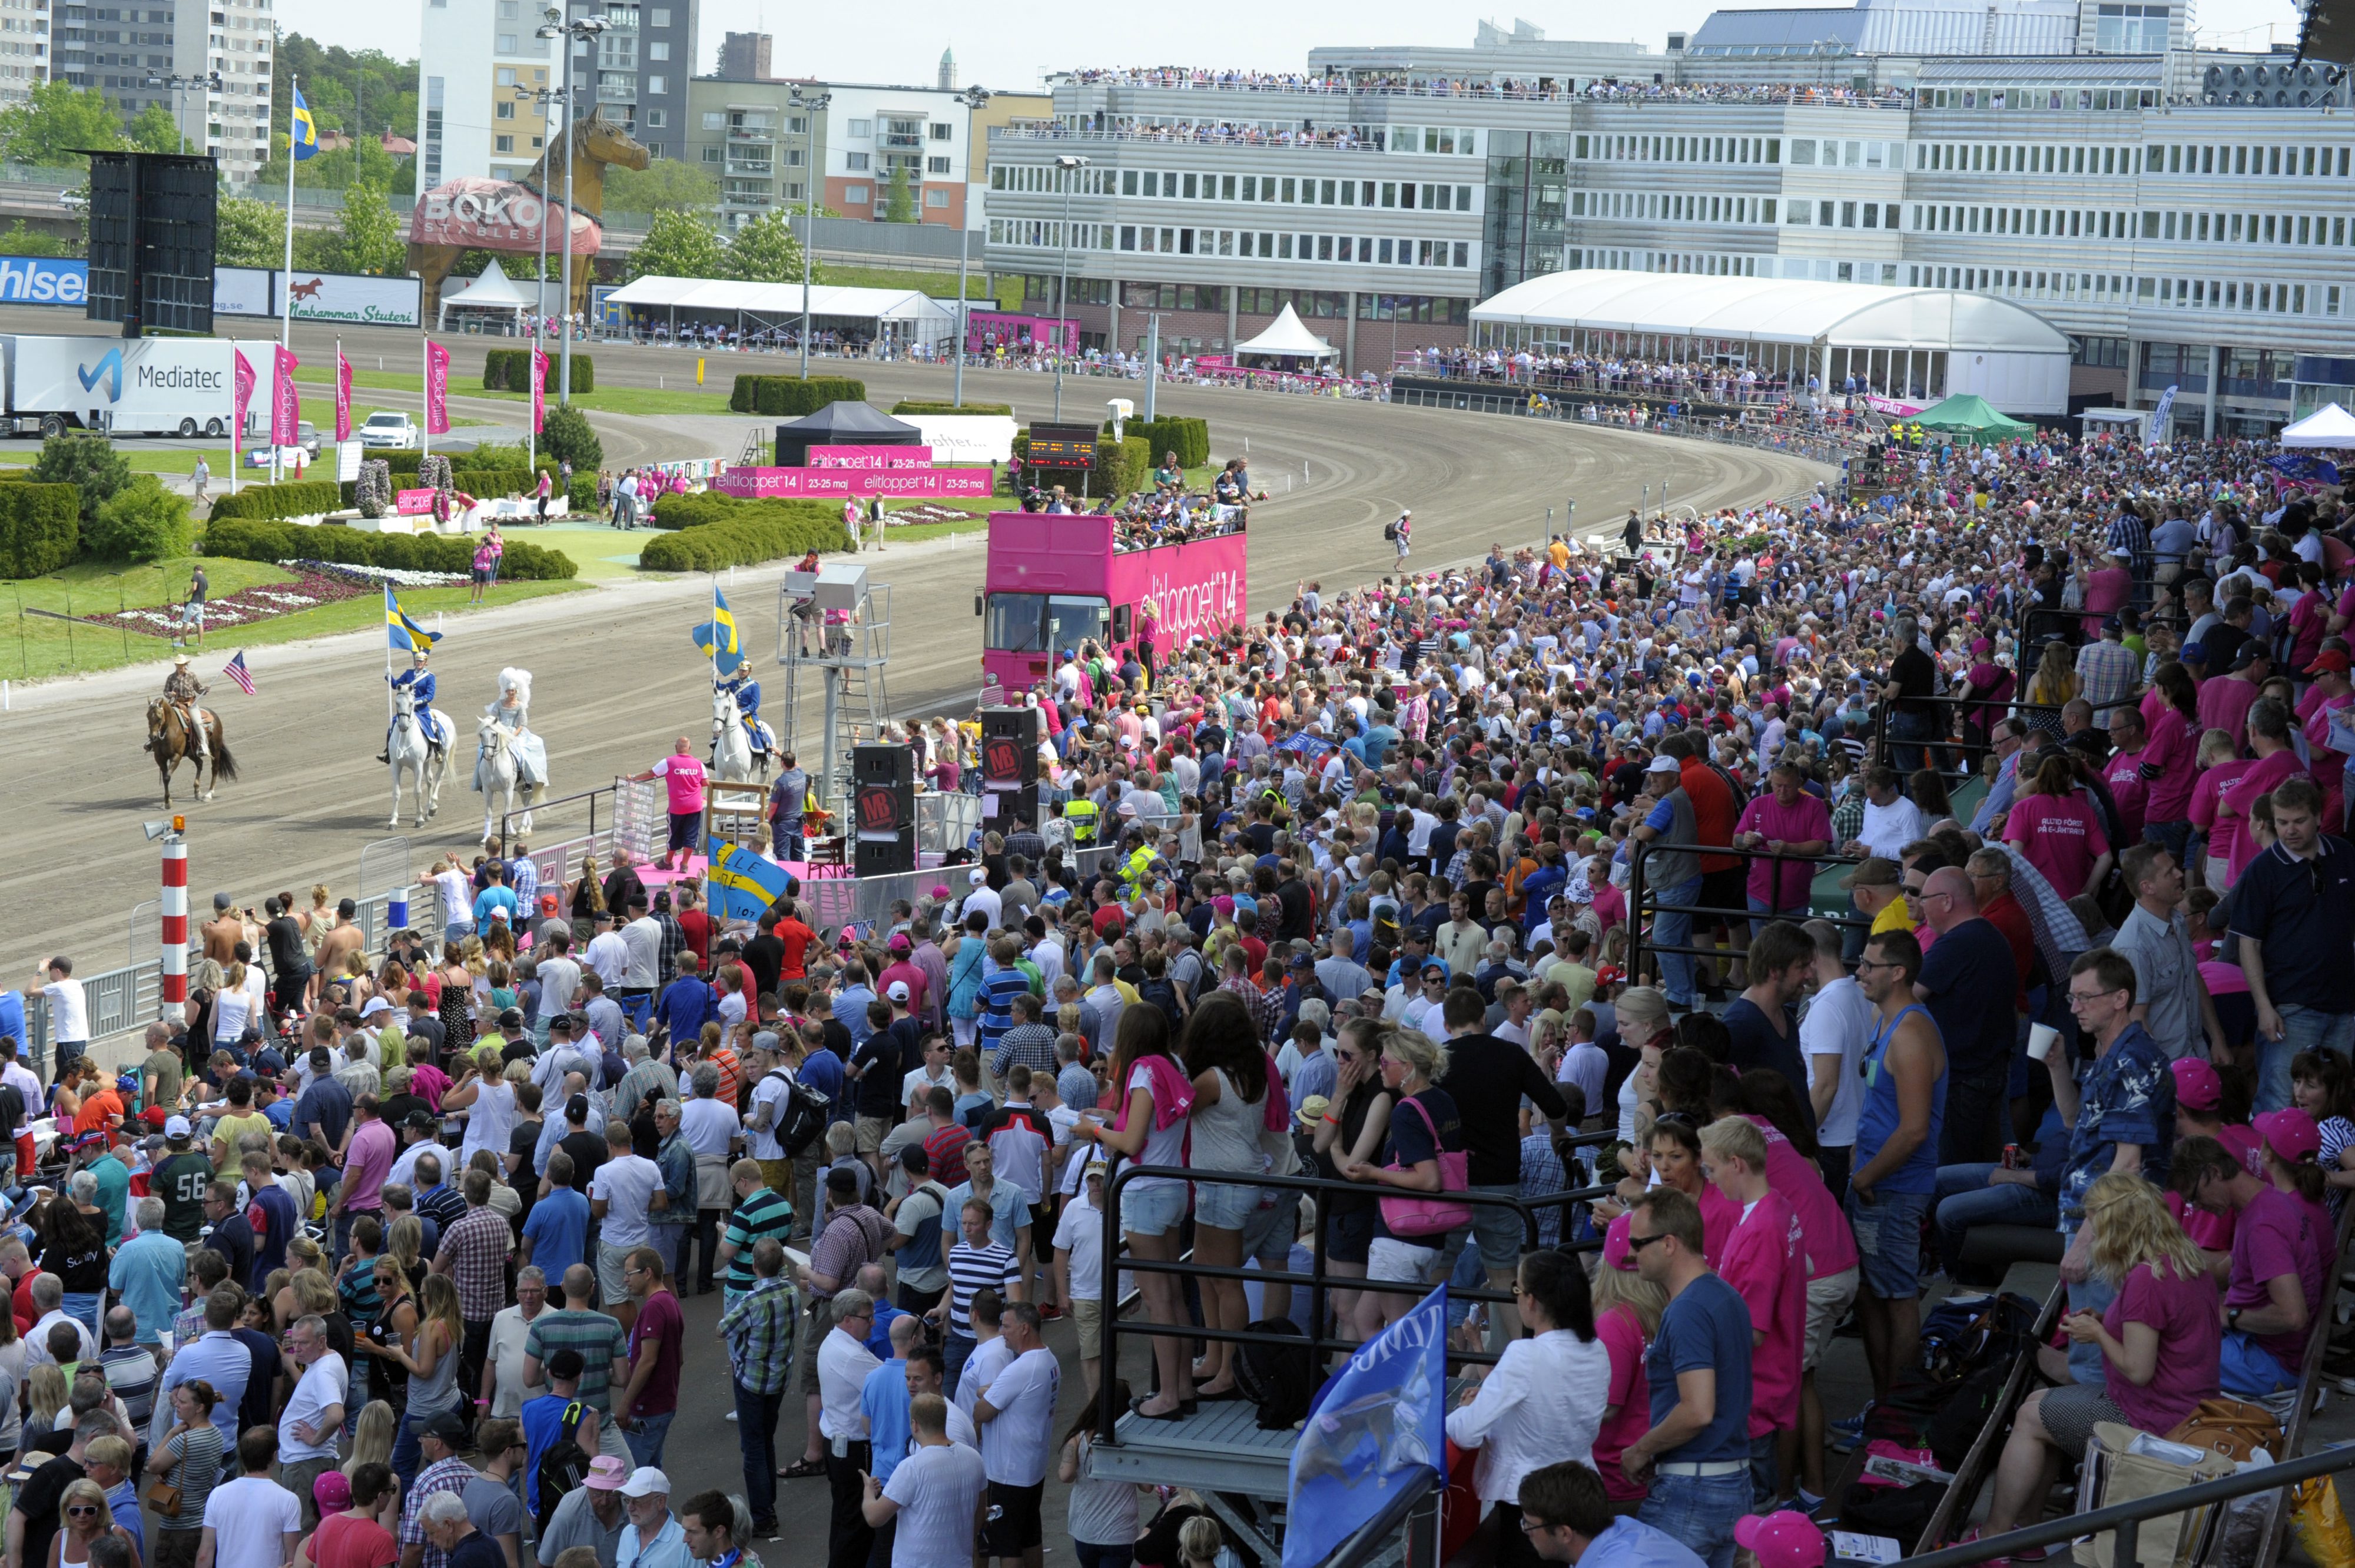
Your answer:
205,481 -> 343,522
1096,434 -> 1151,498
638,493 -> 847,571
383,449 -> 560,480
482,349 -> 593,394
1103,416 -> 1210,469
201,519 -> 578,579
568,475 -> 601,514
0,482 -> 79,577
890,400 -> 1013,417
646,490 -> 734,531
728,375 -> 867,416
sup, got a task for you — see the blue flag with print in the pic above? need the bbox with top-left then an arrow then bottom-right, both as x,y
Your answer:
1282,1284 -> 1447,1568
704,836 -> 790,926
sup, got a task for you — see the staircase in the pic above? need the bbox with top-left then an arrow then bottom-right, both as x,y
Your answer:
738,427 -> 765,467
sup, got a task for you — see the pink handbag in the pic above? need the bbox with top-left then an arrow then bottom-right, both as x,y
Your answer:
1378,1095 -> 1472,1238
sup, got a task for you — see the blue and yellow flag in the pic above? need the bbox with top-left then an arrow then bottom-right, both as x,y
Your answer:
290,87 -> 318,161
386,585 -> 440,651
692,586 -> 744,675
705,836 -> 790,924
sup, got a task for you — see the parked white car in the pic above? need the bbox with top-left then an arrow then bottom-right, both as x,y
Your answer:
358,411 -> 419,450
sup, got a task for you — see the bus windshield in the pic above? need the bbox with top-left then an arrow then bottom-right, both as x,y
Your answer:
987,593 -> 1110,655
1046,595 -> 1110,654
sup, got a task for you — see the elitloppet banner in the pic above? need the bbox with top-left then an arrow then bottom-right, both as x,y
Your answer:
712,466 -> 994,500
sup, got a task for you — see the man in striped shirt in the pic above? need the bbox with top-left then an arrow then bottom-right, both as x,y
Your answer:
2074,618 -> 2142,722
976,938 -> 1031,1060
930,1198 -> 1020,1400
714,1159 -> 795,1310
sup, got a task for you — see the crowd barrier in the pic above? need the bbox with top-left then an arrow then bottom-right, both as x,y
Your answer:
1867,693 -> 2072,800
1623,838 -> 1871,986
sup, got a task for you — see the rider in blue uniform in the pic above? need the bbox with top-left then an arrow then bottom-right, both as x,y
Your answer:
379,648 -> 443,762
718,668 -> 768,755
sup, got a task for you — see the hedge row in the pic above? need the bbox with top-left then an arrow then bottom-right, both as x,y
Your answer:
0,482 -> 79,576
201,518 -> 578,579
482,349 -> 593,394
1103,416 -> 1210,468
206,481 -> 343,522
638,494 -> 848,572
337,468 -> 556,510
382,450 -> 560,480
890,400 -> 1013,417
728,375 -> 867,416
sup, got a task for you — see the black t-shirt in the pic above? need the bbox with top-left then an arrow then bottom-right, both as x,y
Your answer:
264,916 -> 308,977
509,1119 -> 542,1216
852,1033 -> 902,1118
380,1093 -> 428,1133
153,1149 -> 214,1242
14,1453 -> 83,1568
1721,997 -> 1813,1126
1241,822 -> 1277,857
1890,644 -> 1938,721
1441,1033 -> 1568,1186
742,935 -> 786,1002
1917,916 -> 2022,1077
203,1210 -> 255,1288
1274,879 -> 1314,943
558,1129 -> 607,1193
449,1531 -> 508,1568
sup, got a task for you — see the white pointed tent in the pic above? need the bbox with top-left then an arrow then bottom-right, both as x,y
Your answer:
1233,303 -> 1338,363
2281,403 -> 2355,448
437,258 -> 534,330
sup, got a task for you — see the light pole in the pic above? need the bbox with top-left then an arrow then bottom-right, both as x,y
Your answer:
789,88 -> 831,379
144,72 -> 221,155
548,6 -> 609,409
1052,152 -> 1089,420
515,80 -> 579,330
950,85 -> 990,407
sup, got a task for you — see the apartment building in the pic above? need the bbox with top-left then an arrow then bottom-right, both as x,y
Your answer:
981,6 -> 2355,430
49,0 -> 271,178
0,0 -> 46,107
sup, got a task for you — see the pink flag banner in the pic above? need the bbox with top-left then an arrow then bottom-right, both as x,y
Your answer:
712,466 -> 993,500
425,340 -> 451,436
806,445 -> 935,470
531,346 -> 548,436
231,349 -> 256,453
334,350 -> 353,442
270,345 -> 300,446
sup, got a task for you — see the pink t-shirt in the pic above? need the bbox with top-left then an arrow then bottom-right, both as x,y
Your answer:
1746,1116 -> 1858,1279
2220,751 -> 2309,882
2102,750 -> 2150,843
652,754 -> 708,816
2104,1259 -> 2222,1434
2197,675 -> 2263,755
2167,1188 -> 2237,1254
2191,760 -> 2256,872
2141,707 -> 2200,824
1696,1181 -> 1739,1271
1720,1188 -> 1806,1436
1734,793 -> 1835,910
2005,793 -> 2110,899
2227,1184 -> 2328,1371
1591,1305 -> 1651,1502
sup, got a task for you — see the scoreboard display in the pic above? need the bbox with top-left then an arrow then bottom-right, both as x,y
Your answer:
1026,423 -> 1097,468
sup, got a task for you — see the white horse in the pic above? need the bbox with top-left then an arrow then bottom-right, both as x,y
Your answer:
387,690 -> 450,828
711,688 -> 773,784
478,716 -> 536,847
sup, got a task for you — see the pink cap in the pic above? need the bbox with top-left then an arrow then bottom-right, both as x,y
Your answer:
2255,1108 -> 2321,1164
2171,1058 -> 2222,1113
1602,1212 -> 1639,1272
1734,1513 -> 1827,1568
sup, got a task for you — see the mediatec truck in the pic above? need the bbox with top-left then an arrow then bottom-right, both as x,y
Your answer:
0,336 -> 234,438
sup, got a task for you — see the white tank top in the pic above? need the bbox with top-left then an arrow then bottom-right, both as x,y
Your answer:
1189,1067 -> 1263,1175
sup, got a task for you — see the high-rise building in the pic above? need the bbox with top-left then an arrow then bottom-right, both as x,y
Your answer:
419,0 -> 557,190
718,31 -> 770,81
0,0 -> 48,107
49,0 -> 269,180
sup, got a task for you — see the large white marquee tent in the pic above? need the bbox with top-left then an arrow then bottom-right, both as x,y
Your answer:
602,276 -> 960,344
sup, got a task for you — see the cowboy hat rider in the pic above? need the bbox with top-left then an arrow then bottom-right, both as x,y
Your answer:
164,654 -> 210,761
377,647 -> 444,763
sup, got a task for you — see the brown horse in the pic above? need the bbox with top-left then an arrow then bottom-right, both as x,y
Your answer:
145,700 -> 237,807
407,105 -> 649,324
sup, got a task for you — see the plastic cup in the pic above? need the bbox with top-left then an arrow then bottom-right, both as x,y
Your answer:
2028,1023 -> 2060,1062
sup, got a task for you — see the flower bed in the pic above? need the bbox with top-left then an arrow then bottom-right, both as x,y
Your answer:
82,561 -> 459,634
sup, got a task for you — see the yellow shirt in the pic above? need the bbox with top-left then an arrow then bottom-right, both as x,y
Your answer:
1870,900 -> 1914,937
211,1111 -> 271,1164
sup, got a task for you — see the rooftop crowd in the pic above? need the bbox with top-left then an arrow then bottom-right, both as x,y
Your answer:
3,417 -> 2353,1568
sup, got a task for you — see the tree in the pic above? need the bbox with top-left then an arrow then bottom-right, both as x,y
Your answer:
335,181 -> 406,275
0,81 -> 128,167
84,475 -> 192,563
273,35 -> 419,193
29,434 -> 132,529
127,102 -> 185,154
724,209 -> 808,284
626,208 -> 728,281
215,198 -> 287,269
602,160 -> 718,215
0,221 -> 72,259
539,406 -> 602,472
882,163 -> 915,224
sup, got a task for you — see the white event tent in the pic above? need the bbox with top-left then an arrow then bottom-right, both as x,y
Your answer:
602,276 -> 958,346
437,258 -> 533,331
1232,303 -> 1339,364
2281,403 -> 2355,447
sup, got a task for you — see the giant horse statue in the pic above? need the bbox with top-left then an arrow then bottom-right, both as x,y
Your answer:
406,105 -> 649,327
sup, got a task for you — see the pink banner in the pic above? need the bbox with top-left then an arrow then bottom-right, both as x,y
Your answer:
424,340 -> 450,437
407,178 -> 602,253
334,350 -> 352,443
396,488 -> 439,515
807,445 -> 934,470
270,344 -> 300,447
530,346 -> 547,436
231,349 -> 255,455
714,466 -> 994,500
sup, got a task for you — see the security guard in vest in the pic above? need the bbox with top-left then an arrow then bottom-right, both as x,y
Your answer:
1065,795 -> 1099,846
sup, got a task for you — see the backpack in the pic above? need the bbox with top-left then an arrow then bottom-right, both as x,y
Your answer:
1234,1317 -> 1315,1431
533,1400 -> 591,1536
768,1068 -> 831,1158
1383,521 -> 1399,542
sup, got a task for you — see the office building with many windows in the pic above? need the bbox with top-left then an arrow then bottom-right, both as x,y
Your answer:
983,3 -> 2355,430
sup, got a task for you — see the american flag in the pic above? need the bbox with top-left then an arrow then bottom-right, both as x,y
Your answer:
222,651 -> 254,695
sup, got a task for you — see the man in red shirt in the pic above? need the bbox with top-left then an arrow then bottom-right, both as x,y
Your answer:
1674,734 -> 1743,990
1964,849 -> 2037,1021
1702,1115 -> 1805,1506
775,900 -> 816,983
674,882 -> 713,969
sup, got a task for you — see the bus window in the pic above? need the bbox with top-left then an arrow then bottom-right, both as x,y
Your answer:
1046,595 -> 1110,653
984,592 -> 1049,652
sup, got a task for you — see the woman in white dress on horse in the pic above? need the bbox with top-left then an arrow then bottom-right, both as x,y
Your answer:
475,667 -> 550,794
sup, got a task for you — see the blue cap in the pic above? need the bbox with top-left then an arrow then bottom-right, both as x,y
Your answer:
2181,641 -> 2207,662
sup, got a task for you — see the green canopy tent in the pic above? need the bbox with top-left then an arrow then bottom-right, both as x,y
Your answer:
1908,393 -> 2034,444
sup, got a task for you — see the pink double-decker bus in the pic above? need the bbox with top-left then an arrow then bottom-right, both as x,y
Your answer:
977,511 -> 1248,696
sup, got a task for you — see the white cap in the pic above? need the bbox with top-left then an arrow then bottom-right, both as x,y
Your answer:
1646,755 -> 1681,775
886,981 -> 911,1002
968,868 -> 987,884
618,1467 -> 671,1499
164,1115 -> 193,1141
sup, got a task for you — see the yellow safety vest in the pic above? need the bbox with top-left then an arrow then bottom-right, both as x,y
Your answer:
1066,799 -> 1099,845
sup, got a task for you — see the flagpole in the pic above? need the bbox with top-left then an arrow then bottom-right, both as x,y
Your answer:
276,74 -> 296,489
420,336 -> 430,464
228,337 -> 239,496
384,587 -> 396,730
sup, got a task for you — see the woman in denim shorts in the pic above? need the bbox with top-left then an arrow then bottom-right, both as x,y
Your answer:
1176,992 -> 1272,1400
1073,1005 -> 1194,1419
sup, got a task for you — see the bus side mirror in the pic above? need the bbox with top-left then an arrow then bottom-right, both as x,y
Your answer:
1113,604 -> 1132,642
974,592 -> 984,618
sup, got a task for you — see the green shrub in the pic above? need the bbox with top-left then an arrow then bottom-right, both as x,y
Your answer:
891,400 -> 1013,417
205,481 -> 343,522
539,406 -> 603,472
200,518 -> 578,580
645,490 -> 734,530
448,468 -> 544,502
28,435 -> 131,527
1104,416 -> 1210,469
637,493 -> 846,571
84,476 -> 193,563
1094,434 -> 1151,499
460,440 -> 532,466
568,475 -> 601,515
482,349 -> 592,393
728,375 -> 867,417
384,450 -> 424,478
0,482 -> 79,576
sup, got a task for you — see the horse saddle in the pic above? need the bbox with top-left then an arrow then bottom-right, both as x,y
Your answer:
423,709 -> 453,750
747,718 -> 774,752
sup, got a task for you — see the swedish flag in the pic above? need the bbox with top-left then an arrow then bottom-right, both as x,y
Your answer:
692,587 -> 744,675
386,585 -> 440,651
290,87 -> 318,162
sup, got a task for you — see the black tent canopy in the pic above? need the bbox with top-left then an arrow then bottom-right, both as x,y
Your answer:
774,402 -> 926,466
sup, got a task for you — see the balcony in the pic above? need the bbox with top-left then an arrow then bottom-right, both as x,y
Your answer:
882,132 -> 922,149
727,125 -> 774,142
725,158 -> 772,177
722,187 -> 774,208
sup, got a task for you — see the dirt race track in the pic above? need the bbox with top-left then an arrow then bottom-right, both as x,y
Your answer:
0,309 -> 1833,963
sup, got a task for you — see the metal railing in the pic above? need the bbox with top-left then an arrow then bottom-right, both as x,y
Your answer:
1624,838 -> 1869,984
1866,692 -> 2071,796
1388,378 -> 1862,468
800,841 -> 1122,936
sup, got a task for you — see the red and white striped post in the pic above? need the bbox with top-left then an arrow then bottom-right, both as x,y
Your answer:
159,820 -> 187,1015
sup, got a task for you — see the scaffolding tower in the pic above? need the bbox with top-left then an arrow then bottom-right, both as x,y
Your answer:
775,562 -> 891,808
